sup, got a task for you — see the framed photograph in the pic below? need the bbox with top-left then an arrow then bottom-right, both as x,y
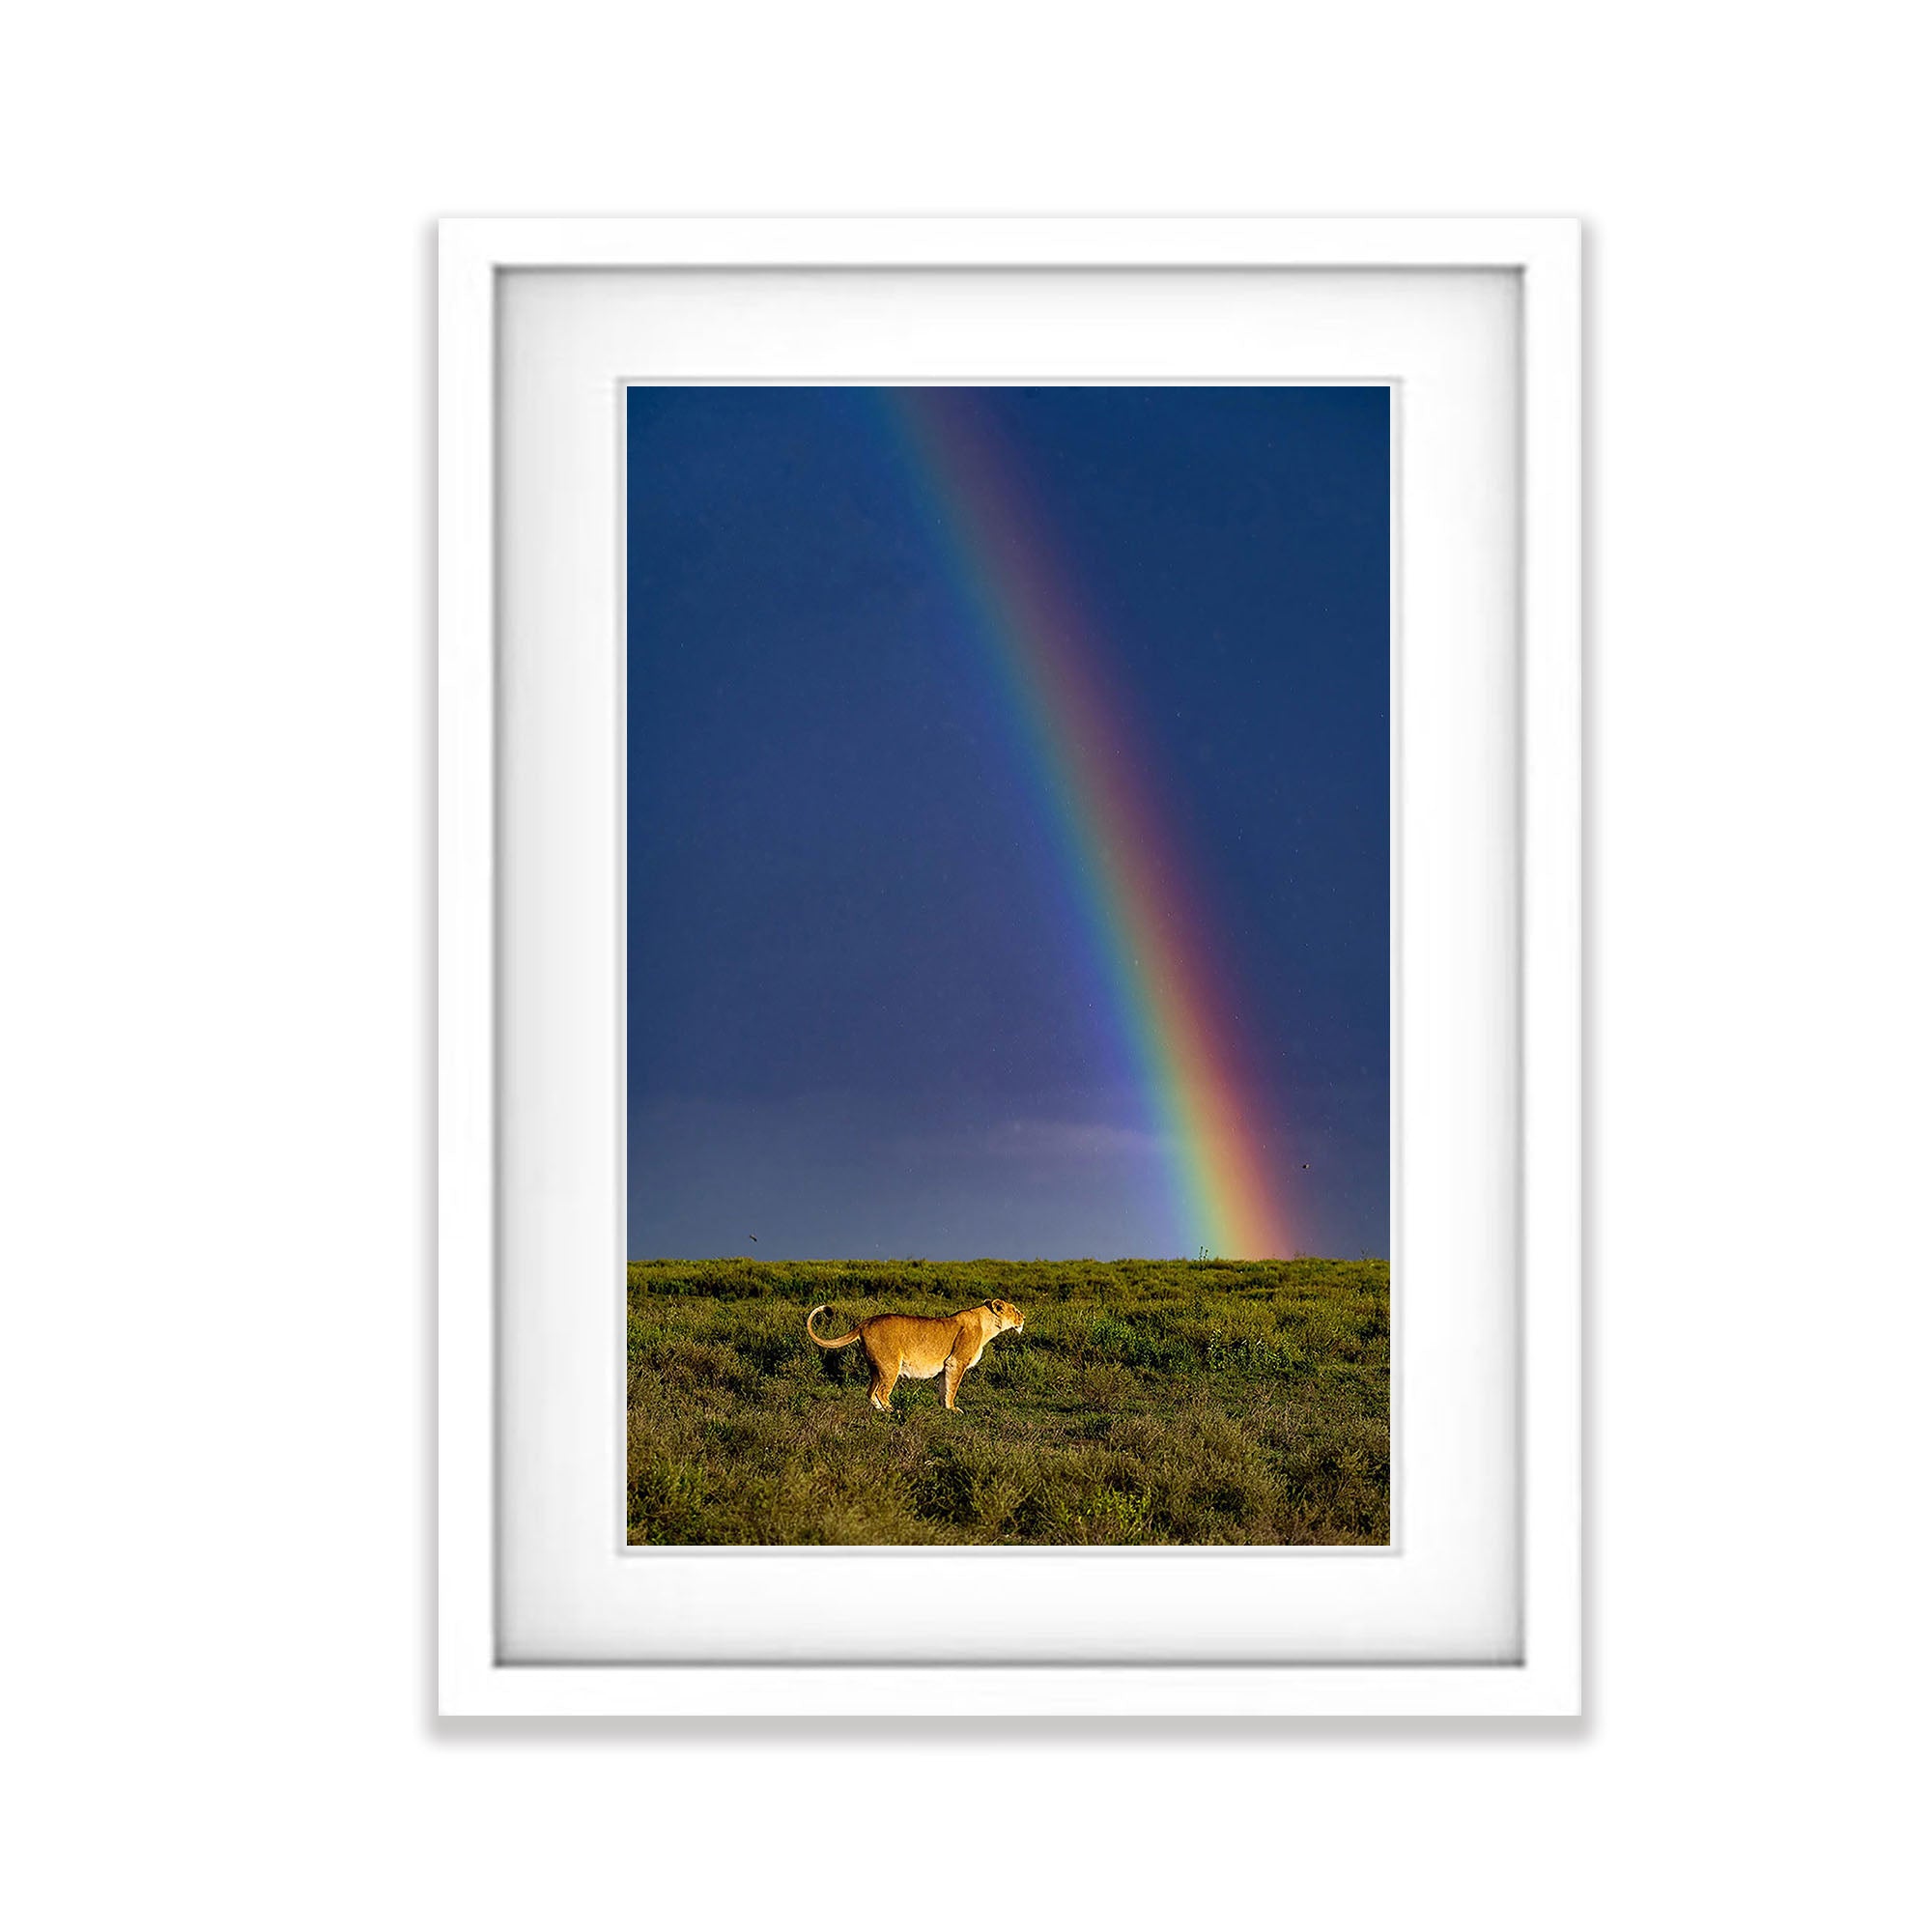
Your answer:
439,217 -> 1581,1717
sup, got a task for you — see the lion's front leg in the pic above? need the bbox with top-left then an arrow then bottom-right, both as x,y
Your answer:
942,1325 -> 973,1410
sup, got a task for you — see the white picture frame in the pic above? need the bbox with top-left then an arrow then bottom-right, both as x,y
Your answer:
439,216 -> 1581,1718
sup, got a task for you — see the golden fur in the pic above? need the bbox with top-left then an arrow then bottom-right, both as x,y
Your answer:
806,1299 -> 1025,1411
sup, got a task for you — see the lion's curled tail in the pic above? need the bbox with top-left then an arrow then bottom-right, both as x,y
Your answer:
806,1304 -> 862,1350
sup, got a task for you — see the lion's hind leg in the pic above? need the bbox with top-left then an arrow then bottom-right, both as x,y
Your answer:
866,1342 -> 899,1411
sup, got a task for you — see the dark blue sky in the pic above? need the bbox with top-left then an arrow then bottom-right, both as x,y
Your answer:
626,385 -> 1388,1260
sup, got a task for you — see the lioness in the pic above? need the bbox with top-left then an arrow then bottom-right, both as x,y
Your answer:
806,1299 -> 1025,1411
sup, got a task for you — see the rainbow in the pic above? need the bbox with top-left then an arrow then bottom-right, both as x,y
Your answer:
882,388 -> 1295,1260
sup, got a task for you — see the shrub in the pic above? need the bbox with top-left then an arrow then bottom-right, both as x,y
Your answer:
626,1255 -> 1389,1546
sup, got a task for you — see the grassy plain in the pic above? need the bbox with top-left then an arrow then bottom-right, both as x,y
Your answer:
627,1256 -> 1389,1546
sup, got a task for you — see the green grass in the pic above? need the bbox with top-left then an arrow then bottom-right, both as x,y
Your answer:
627,1256 -> 1388,1546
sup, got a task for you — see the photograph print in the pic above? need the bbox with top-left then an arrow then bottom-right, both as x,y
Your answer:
626,384 -> 1389,1546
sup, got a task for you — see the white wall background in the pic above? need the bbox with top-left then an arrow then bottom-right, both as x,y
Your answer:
3,5 -> 1924,1926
